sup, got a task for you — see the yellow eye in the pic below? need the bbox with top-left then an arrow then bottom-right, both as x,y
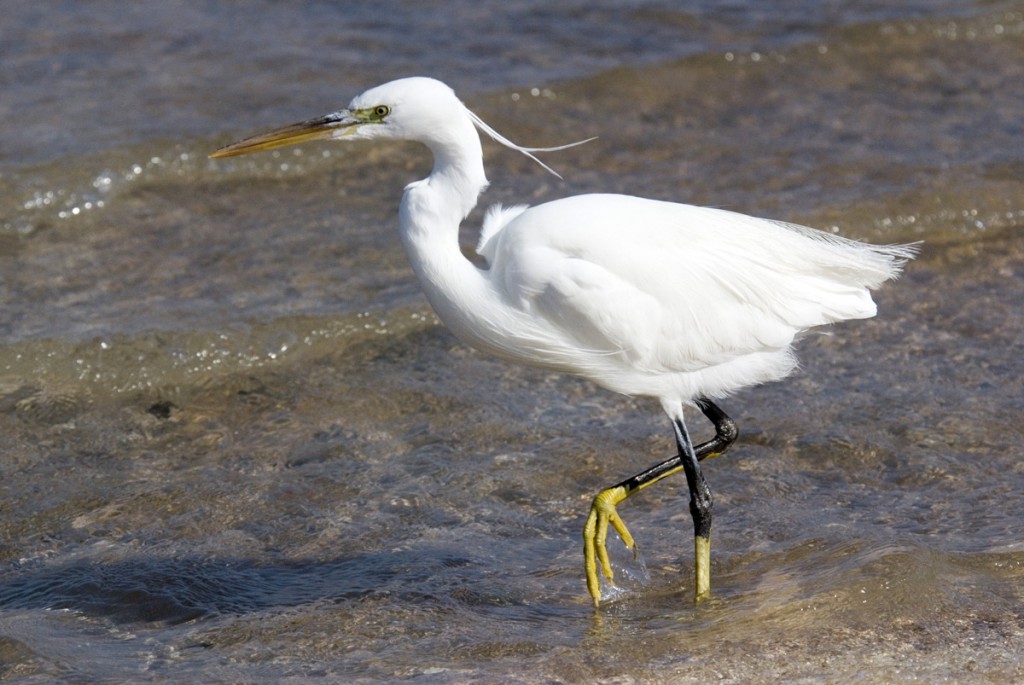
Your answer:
373,105 -> 391,118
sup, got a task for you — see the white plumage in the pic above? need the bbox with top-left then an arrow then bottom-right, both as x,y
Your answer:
211,76 -> 917,606
471,194 -> 909,401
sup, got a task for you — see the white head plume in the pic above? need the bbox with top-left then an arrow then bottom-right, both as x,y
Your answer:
466,110 -> 596,180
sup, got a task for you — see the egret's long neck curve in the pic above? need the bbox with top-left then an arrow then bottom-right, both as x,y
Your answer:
397,112 -> 491,334
402,111 -> 489,234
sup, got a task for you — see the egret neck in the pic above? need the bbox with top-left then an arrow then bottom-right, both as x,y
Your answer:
397,110 -> 492,341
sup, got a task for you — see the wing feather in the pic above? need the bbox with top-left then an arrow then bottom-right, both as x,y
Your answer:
486,194 -> 915,376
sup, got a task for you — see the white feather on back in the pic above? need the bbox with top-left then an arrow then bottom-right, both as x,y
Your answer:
475,193 -> 916,392
477,203 -> 529,264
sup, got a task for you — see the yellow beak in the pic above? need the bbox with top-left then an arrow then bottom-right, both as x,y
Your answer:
209,111 -> 360,158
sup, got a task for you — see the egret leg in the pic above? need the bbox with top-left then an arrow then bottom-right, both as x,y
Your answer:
583,399 -> 737,606
672,414 -> 712,601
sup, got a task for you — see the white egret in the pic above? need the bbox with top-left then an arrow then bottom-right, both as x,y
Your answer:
211,77 -> 917,606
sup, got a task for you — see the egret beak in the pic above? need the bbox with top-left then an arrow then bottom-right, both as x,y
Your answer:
209,111 -> 361,158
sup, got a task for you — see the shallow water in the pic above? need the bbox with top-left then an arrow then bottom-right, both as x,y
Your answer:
2,1 -> 1024,683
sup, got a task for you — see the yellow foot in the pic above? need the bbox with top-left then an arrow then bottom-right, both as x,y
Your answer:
582,485 -> 637,607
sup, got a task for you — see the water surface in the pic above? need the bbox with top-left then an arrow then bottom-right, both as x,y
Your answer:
2,2 -> 1023,682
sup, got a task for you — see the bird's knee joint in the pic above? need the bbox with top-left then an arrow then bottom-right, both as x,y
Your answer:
717,418 -> 739,445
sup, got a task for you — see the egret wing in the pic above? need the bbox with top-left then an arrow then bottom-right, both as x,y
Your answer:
490,194 -> 908,375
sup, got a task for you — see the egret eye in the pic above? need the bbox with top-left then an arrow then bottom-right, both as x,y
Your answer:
373,105 -> 391,118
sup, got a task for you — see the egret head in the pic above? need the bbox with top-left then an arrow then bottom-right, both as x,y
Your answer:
210,77 -> 592,176
209,77 -> 470,158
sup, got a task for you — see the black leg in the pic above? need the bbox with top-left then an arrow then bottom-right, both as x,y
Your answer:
693,398 -> 738,462
673,414 -> 712,538
610,399 -> 737,497
582,399 -> 737,605
672,413 -> 713,599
